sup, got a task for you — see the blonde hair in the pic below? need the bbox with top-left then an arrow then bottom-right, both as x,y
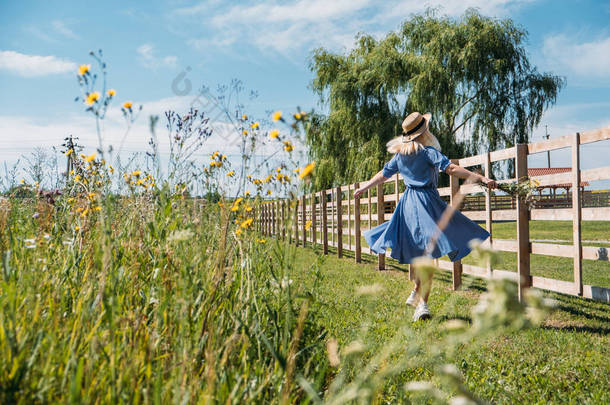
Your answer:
386,130 -> 442,155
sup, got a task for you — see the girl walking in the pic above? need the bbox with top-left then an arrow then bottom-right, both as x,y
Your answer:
354,112 -> 497,321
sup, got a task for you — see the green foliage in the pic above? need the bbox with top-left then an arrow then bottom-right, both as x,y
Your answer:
308,9 -> 564,189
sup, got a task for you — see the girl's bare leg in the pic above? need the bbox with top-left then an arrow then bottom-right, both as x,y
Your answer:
413,275 -> 433,303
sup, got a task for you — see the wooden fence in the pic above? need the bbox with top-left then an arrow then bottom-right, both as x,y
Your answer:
255,127 -> 610,303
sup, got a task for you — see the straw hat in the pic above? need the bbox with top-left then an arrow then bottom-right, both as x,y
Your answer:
400,112 -> 432,143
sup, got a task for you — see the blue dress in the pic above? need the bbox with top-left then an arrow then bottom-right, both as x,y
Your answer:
363,146 -> 490,264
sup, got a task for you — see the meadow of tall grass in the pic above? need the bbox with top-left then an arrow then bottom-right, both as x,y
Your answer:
0,52 -> 554,404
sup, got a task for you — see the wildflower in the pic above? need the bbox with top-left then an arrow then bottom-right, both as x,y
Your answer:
131,170 -> 142,176
221,154 -> 227,160
266,189 -> 272,195
123,101 -> 133,109
242,129 -> 248,135
258,239 -> 266,244
85,153 -> 96,162
269,129 -> 279,139
168,229 -> 195,242
217,201 -> 223,207
263,174 -> 272,183
272,111 -> 282,121
78,64 -> 90,75
74,175 -> 81,182
251,122 -> 260,129
227,171 -> 235,177
66,149 -> 74,156
94,206 -> 102,211
235,228 -> 243,236
305,220 -> 312,230
231,205 -> 239,212
74,225 -> 80,231
294,168 -> 301,173
85,92 -> 100,105
109,165 -> 114,173
242,114 -> 248,120
245,191 -> 251,196
107,89 -> 116,97
87,192 -> 96,200
283,141 -> 293,152
294,112 -> 302,120
240,218 -> 253,228
299,162 -> 315,179
20,178 -> 25,184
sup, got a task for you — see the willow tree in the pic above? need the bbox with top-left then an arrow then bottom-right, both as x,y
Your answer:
307,9 -> 564,189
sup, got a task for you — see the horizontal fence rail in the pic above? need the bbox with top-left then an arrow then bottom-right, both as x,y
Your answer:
255,127 -> 610,303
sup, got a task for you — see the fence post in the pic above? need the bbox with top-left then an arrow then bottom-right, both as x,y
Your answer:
449,163 -> 462,289
516,144 -> 531,301
376,183 -> 385,270
321,190 -> 328,254
336,186 -> 343,258
572,133 -> 583,296
485,151 -> 493,278
281,200 -> 286,240
301,194 -> 307,247
354,182 -> 361,263
347,184 -> 352,251
293,199 -> 299,245
311,192 -> 316,245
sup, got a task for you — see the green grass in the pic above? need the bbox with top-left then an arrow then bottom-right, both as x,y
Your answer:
290,245 -> 610,404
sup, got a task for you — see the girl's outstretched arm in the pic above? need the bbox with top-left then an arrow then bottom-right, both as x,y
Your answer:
354,170 -> 387,199
445,163 -> 497,189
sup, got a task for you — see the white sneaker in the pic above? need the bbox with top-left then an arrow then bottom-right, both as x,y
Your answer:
413,302 -> 431,322
405,290 -> 419,307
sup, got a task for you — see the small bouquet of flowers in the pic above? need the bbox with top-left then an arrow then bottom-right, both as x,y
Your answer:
479,177 -> 541,207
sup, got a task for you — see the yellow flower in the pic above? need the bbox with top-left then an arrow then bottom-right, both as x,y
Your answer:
85,153 -> 96,162
283,141 -> 293,152
246,206 -> 253,212
78,64 -> 90,75
218,201 -> 223,207
85,92 -> 100,106
94,206 -> 102,211
305,220 -> 312,231
294,112 -> 302,120
221,154 -> 227,160
251,122 -> 260,129
272,111 -> 282,121
266,189 -> 272,195
74,225 -> 81,231
213,151 -> 219,158
243,129 -> 248,135
227,171 -> 235,177
258,239 -> 266,244
299,162 -> 315,180
87,192 -> 96,200
74,175 -> 81,182
107,89 -> 116,97
136,179 -> 144,186
242,114 -> 248,120
235,228 -> 243,236
240,218 -> 253,228
263,174 -> 272,183
294,168 -> 301,173
131,170 -> 142,176
269,129 -> 279,139
231,205 -> 239,212
245,191 -> 251,196
123,101 -> 133,109
234,197 -> 243,205
66,149 -> 74,156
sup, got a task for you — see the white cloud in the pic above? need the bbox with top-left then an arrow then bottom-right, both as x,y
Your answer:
0,50 -> 77,77
136,44 -> 178,69
176,0 -> 536,57
51,20 -> 78,39
543,34 -> 610,79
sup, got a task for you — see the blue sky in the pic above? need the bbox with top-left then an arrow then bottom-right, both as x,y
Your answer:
1,0 -> 609,188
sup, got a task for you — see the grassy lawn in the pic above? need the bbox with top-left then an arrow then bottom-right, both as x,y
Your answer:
291,245 -> 610,403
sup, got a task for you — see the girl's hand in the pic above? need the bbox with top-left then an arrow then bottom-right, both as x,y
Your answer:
354,187 -> 367,199
483,178 -> 497,189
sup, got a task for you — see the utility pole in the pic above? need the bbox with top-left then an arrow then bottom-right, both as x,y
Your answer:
544,125 -> 551,168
